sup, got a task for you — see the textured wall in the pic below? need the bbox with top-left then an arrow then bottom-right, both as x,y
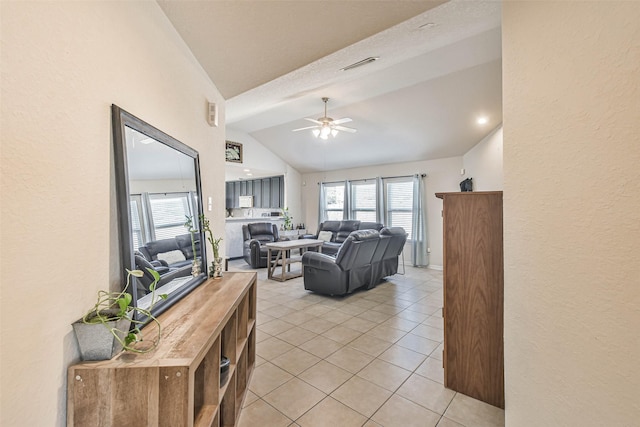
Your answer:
462,125 -> 503,191
0,2 -> 225,425
503,2 -> 640,425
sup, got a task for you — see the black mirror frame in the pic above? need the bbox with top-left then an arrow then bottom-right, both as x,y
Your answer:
111,104 -> 207,321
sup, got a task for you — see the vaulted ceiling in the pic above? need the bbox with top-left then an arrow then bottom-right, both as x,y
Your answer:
158,1 -> 503,178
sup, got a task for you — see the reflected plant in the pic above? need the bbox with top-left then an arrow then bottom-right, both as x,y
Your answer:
184,215 -> 201,275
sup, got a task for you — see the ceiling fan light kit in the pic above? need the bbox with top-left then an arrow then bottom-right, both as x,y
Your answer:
292,97 -> 357,140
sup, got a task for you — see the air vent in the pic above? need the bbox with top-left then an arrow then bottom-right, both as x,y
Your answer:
340,57 -> 379,71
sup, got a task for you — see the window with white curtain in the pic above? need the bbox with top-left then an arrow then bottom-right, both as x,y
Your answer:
148,193 -> 193,240
129,195 -> 145,250
350,180 -> 377,221
322,183 -> 345,221
384,178 -> 414,239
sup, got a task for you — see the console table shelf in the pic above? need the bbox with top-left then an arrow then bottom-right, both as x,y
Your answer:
67,272 -> 257,427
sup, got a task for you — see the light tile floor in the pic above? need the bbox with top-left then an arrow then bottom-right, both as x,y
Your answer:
228,259 -> 505,427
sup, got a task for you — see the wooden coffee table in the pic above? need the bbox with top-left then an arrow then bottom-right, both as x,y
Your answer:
265,239 -> 324,281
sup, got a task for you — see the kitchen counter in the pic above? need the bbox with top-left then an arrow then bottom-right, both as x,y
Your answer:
225,216 -> 283,222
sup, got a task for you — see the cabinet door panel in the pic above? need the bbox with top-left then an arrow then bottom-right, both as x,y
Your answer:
233,182 -> 241,208
440,192 -> 504,409
225,182 -> 233,209
261,179 -> 271,208
270,177 -> 280,208
253,180 -> 262,208
247,180 -> 253,198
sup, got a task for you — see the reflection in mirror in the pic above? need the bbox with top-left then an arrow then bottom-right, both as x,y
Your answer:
112,105 -> 207,321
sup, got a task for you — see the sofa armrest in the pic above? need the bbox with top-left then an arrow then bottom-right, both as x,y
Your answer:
150,259 -> 169,268
302,252 -> 342,273
300,234 -> 317,240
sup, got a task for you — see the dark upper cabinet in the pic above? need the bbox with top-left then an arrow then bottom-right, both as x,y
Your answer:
225,175 -> 284,209
280,178 -> 284,207
261,179 -> 271,208
254,179 -> 262,208
225,182 -> 233,209
233,182 -> 241,208
270,176 -> 281,208
247,180 -> 253,197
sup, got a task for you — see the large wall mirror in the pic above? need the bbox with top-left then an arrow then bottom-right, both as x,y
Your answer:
112,105 -> 207,320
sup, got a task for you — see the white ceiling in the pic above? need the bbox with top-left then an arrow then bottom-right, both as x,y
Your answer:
158,0 -> 503,177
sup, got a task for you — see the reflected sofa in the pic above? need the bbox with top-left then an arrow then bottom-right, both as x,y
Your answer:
135,233 -> 201,293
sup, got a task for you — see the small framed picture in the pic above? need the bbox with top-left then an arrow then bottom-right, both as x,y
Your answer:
225,141 -> 243,163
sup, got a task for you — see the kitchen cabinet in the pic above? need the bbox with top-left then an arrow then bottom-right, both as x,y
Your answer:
225,182 -> 234,209
270,176 -> 282,208
261,179 -> 271,208
225,175 -> 285,209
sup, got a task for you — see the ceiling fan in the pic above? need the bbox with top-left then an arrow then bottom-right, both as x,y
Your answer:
292,97 -> 357,140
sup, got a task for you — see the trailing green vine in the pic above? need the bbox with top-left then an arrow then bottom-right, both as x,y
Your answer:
82,268 -> 167,354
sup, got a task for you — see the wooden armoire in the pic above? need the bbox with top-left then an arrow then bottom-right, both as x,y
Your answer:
435,191 -> 504,409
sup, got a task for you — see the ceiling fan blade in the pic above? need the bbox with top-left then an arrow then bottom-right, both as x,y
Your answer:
292,125 -> 320,132
304,118 -> 323,125
332,118 -> 352,125
334,125 -> 357,133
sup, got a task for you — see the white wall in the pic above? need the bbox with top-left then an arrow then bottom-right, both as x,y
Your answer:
0,2 -> 226,425
225,128 -> 303,225
301,157 -> 463,268
463,125 -> 503,191
503,2 -> 640,425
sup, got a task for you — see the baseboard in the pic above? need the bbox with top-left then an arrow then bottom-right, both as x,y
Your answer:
428,265 -> 443,271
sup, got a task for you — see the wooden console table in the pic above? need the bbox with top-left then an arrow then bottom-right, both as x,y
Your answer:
265,239 -> 323,281
67,272 -> 257,426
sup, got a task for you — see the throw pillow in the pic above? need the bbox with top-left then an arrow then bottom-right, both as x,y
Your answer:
317,231 -> 333,242
158,250 -> 186,265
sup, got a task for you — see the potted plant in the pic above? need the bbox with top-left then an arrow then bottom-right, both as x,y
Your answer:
283,207 -> 293,231
72,268 -> 167,361
184,215 -> 202,276
200,214 -> 223,279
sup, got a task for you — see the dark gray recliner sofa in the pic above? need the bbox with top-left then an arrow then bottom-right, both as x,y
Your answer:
302,220 -> 383,255
134,233 -> 202,294
372,227 -> 407,285
302,227 -> 407,296
242,222 -> 286,268
302,229 -> 381,296
138,233 -> 200,269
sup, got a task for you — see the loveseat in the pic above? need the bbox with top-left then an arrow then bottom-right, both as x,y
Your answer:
301,220 -> 383,255
302,227 -> 407,296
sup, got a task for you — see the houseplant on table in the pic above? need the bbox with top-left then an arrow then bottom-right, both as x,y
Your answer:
283,207 -> 293,231
200,214 -> 223,279
72,268 -> 167,361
